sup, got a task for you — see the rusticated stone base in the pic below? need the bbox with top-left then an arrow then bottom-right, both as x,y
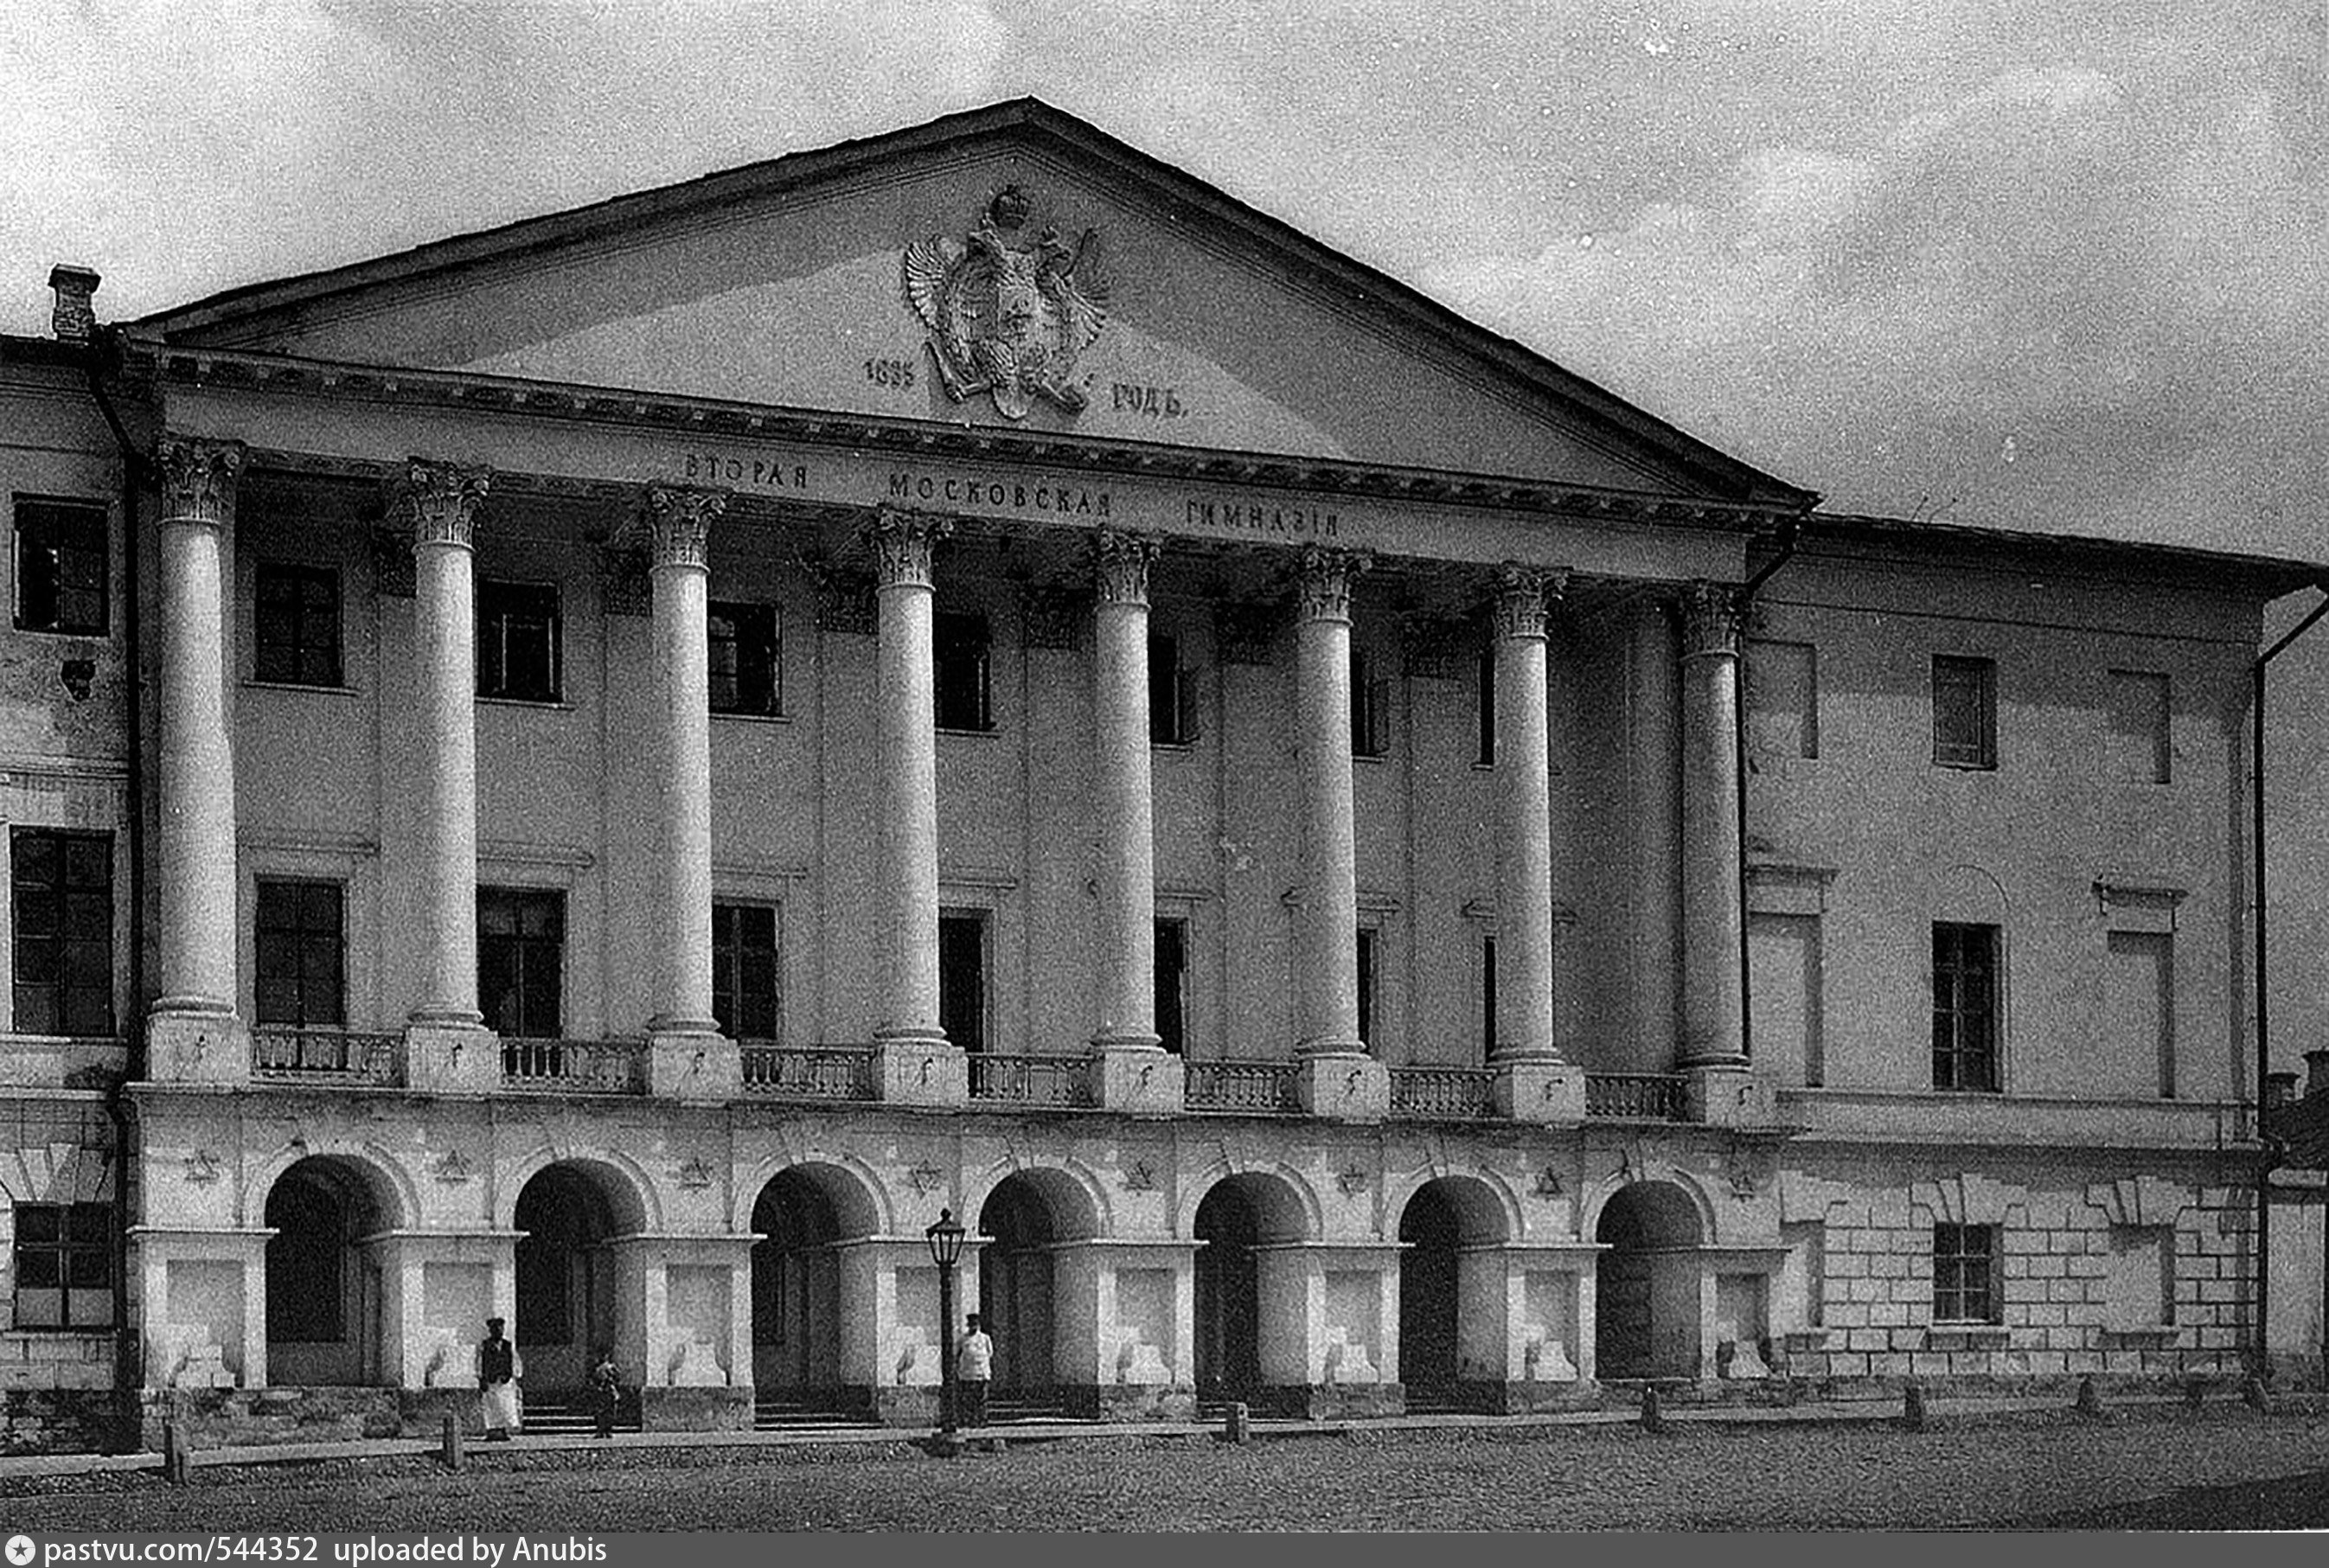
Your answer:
137,1387 -> 475,1451
637,1386 -> 752,1431
1462,1379 -> 1603,1415
1260,1382 -> 1405,1420
0,1390 -> 126,1456
1060,1383 -> 1197,1422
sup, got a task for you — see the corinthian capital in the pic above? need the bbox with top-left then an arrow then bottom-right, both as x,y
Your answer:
406,458 -> 492,551
1093,531 -> 1162,606
1491,563 -> 1568,642
1680,580 -> 1745,660
156,438 -> 246,529
866,509 -> 952,590
643,486 -> 729,571
1294,547 -> 1372,624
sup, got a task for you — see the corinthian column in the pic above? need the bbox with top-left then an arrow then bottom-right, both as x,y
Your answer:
642,488 -> 733,1098
406,459 -> 490,1033
1678,581 -> 1747,1070
865,509 -> 965,1105
1491,565 -> 1563,1063
149,438 -> 247,1083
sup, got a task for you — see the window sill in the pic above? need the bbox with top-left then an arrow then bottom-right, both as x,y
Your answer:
1924,1325 -> 2012,1350
937,726 -> 1001,739
11,626 -> 110,643
478,695 -> 572,712
712,709 -> 790,726
1151,739 -> 1198,755
1353,752 -> 1390,765
1932,758 -> 1998,773
242,680 -> 359,698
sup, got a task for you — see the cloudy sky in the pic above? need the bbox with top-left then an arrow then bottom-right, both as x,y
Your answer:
4,0 -> 2325,555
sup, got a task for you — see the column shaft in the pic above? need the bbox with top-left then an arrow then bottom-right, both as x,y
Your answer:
408,462 -> 489,1028
152,438 -> 242,1015
1678,583 -> 1747,1067
1492,566 -> 1563,1061
646,488 -> 726,1035
1092,533 -> 1161,1047
872,510 -> 950,1044
1294,549 -> 1366,1054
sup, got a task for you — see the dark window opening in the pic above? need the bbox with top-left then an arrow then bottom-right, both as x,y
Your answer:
938,912 -> 988,1053
480,888 -> 564,1038
713,901 -> 780,1041
936,611 -> 993,732
1155,917 -> 1188,1054
1351,648 -> 1387,758
478,580 -> 561,702
253,562 -> 343,686
709,602 -> 781,717
1932,921 -> 1999,1092
254,878 -> 345,1027
1356,926 -> 1379,1049
1933,656 -> 1996,770
10,829 -> 112,1037
1476,645 -> 1496,765
14,501 -> 107,637
1149,634 -> 1196,745
11,1202 -> 112,1329
1933,1224 -> 1999,1322
1482,933 -> 1497,1054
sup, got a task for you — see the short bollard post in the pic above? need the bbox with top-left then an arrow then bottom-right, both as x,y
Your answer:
441,1411 -> 464,1472
1224,1402 -> 1251,1445
1639,1386 -> 1667,1433
163,1421 -> 189,1486
1900,1381 -> 1928,1432
2242,1373 -> 2271,1413
2074,1373 -> 2103,1418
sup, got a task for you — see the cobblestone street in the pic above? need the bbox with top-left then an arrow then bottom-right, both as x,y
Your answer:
4,1407 -> 2326,1532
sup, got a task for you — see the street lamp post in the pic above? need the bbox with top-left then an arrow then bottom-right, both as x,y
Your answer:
925,1207 -> 965,1439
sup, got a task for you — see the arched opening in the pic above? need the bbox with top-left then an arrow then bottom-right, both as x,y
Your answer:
263,1156 -> 392,1386
750,1164 -> 874,1410
976,1170 -> 1095,1406
1193,1174 -> 1308,1405
513,1162 -> 637,1395
1396,1176 -> 1508,1411
1594,1181 -> 1705,1381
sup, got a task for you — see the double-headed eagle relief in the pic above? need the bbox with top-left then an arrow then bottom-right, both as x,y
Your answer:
903,184 -> 1110,419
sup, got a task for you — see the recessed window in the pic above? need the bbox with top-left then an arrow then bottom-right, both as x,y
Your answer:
10,829 -> 112,1038
2103,1226 -> 2173,1330
1149,634 -> 1196,745
11,1202 -> 112,1329
1352,648 -> 1387,758
1747,639 -> 1819,759
253,563 -> 342,687
2107,670 -> 2170,784
477,580 -> 561,702
1356,925 -> 1380,1048
937,911 -> 989,1052
935,612 -> 993,733
2105,930 -> 2175,1099
1481,932 -> 1498,1053
1476,645 -> 1496,766
1154,916 -> 1189,1054
253,878 -> 344,1027
1932,921 -> 1999,1092
1932,656 -> 1996,770
14,500 -> 107,636
709,602 -> 781,717
479,887 -> 564,1038
713,901 -> 780,1041
1932,1224 -> 1999,1323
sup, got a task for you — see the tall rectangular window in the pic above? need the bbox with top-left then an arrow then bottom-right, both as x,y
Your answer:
477,581 -> 561,702
1932,1224 -> 1999,1322
1149,634 -> 1194,745
935,612 -> 992,732
1932,922 -> 1999,1091
478,888 -> 564,1037
253,563 -> 343,686
1746,639 -> 1819,759
1154,917 -> 1188,1054
253,879 -> 345,1027
1351,649 -> 1386,758
1749,912 -> 1824,1087
2107,670 -> 2171,784
10,829 -> 112,1037
1356,926 -> 1380,1048
712,902 -> 780,1041
1476,645 -> 1496,765
2105,930 -> 2175,1098
1481,933 -> 1498,1053
13,500 -> 107,636
709,602 -> 780,717
937,912 -> 988,1053
1932,656 -> 1996,770
10,1202 -> 112,1329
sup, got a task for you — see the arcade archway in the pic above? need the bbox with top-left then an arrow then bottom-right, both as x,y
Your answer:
262,1155 -> 394,1386
1594,1181 -> 1705,1380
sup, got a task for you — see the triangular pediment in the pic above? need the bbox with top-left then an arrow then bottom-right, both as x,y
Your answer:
139,101 -> 1806,505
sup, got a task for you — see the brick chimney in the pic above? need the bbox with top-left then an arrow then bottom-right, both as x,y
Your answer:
47,265 -> 99,342
2306,1048 -> 2329,1099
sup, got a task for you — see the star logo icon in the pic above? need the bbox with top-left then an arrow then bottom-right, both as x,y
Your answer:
8,1533 -> 36,1565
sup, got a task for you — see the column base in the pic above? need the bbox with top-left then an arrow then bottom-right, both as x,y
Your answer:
404,1022 -> 502,1094
1491,1057 -> 1585,1123
646,1027 -> 740,1101
1685,1065 -> 1781,1128
1295,1053 -> 1389,1120
872,1038 -> 968,1107
1088,1044 -> 1184,1114
145,1008 -> 250,1085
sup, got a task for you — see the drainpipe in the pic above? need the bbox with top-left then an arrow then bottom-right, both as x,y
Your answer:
84,325 -> 147,1446
2251,583 -> 2329,1380
1732,515 -> 1806,1065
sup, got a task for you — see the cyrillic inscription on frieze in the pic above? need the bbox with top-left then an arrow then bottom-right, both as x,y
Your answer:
903,184 -> 1110,419
1182,496 -> 1340,541
885,470 -> 1113,519
681,452 -> 811,490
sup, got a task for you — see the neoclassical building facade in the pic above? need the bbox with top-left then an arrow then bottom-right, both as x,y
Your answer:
0,101 -> 2317,1446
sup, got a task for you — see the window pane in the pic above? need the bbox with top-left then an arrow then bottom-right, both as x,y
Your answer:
17,1207 -> 61,1245
1933,656 -> 1995,769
